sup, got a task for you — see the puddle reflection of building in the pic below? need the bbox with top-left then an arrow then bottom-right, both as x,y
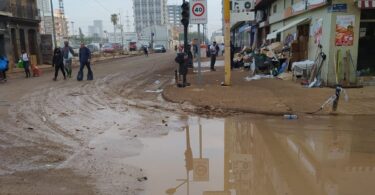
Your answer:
222,118 -> 375,195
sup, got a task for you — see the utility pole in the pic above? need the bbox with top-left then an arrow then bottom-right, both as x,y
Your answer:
223,0 -> 231,86
50,0 -> 57,47
119,12 -> 124,48
71,21 -> 75,37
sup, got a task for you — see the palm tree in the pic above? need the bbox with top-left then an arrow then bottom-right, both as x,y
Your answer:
111,14 -> 118,43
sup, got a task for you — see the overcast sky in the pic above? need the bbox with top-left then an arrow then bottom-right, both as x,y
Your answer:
52,0 -> 222,37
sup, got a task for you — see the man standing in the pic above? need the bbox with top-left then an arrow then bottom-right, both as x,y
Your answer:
77,43 -> 93,81
210,41 -> 219,71
143,46 -> 148,57
62,41 -> 74,78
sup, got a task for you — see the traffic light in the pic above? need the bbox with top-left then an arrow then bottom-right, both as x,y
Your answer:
181,2 -> 190,26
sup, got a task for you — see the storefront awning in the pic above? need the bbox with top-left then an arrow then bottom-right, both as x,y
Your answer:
266,18 -> 311,40
358,0 -> 375,8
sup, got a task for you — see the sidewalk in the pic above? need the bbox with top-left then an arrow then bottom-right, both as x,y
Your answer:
163,63 -> 375,116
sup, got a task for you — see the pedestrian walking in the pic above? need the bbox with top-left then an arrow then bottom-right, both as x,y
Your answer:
174,45 -> 178,53
62,41 -> 74,78
77,43 -> 93,81
0,56 -> 9,82
209,42 -> 219,71
21,50 -> 31,78
52,47 -> 66,81
143,46 -> 148,57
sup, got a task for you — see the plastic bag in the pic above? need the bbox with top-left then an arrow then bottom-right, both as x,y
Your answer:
0,57 -> 8,71
17,60 -> 24,68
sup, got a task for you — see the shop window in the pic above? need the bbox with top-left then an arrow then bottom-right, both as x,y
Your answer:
276,33 -> 281,42
0,35 -> 5,57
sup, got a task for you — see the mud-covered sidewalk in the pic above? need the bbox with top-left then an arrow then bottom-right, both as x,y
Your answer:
163,66 -> 375,116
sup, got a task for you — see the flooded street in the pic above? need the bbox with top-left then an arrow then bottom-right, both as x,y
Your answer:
1,53 -> 375,195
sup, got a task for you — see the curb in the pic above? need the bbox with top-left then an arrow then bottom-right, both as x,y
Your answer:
161,84 -> 375,117
161,86 -> 290,116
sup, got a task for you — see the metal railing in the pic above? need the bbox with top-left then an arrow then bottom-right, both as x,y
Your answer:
9,4 -> 40,21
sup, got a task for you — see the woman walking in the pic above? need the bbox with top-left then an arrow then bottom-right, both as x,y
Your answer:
21,50 -> 31,78
52,48 -> 66,81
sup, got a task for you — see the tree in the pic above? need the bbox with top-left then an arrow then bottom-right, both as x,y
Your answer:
79,27 -> 84,43
111,14 -> 118,42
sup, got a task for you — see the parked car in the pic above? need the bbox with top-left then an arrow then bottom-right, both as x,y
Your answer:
102,43 -> 122,53
87,44 -> 100,53
72,45 -> 80,56
154,45 -> 166,53
129,42 -> 137,51
102,44 -> 114,53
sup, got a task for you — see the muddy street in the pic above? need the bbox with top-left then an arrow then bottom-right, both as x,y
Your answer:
0,53 -> 375,195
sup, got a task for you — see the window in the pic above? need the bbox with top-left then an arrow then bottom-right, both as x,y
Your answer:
273,4 -> 277,14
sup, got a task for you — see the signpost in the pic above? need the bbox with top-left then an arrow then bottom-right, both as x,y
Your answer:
190,0 -> 207,86
224,0 -> 231,86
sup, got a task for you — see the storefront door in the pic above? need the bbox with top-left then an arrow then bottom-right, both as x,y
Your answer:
358,9 -> 375,75
297,24 -> 310,60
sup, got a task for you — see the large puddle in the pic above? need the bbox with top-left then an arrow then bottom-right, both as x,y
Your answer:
125,116 -> 375,195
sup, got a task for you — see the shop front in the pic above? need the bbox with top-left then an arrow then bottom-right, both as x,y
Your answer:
261,0 -> 362,86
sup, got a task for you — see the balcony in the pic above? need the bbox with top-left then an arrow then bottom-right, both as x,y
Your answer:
10,4 -> 41,21
284,0 -> 327,18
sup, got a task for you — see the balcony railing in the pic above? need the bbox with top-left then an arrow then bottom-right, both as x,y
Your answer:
9,4 -> 40,21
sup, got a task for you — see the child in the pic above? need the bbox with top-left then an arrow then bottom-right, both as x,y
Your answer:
21,50 -> 31,78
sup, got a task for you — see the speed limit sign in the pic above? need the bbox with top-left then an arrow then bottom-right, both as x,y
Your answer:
190,0 -> 207,24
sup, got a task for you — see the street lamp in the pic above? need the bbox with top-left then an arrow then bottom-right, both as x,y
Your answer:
50,0 -> 57,47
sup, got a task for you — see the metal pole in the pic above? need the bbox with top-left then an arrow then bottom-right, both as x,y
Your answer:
199,123 -> 202,159
183,0 -> 188,53
224,0 -> 231,86
197,24 -> 202,86
50,0 -> 57,48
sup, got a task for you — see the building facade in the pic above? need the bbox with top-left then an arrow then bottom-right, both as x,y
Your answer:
133,0 -> 168,33
167,5 -> 181,27
253,0 -> 375,86
54,9 -> 69,46
93,20 -> 103,38
0,0 -> 43,70
88,20 -> 104,38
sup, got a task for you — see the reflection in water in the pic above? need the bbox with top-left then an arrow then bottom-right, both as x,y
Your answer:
125,116 -> 375,195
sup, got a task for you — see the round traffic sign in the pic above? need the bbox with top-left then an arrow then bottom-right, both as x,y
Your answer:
192,3 -> 205,17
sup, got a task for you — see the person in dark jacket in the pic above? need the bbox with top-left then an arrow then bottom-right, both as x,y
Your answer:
52,47 -> 66,81
78,43 -> 93,81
